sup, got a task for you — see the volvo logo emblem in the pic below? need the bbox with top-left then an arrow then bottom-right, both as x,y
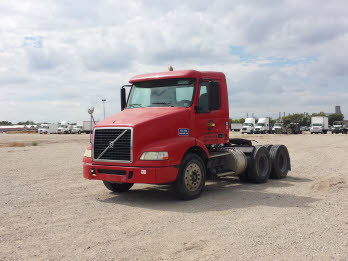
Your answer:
109,141 -> 114,148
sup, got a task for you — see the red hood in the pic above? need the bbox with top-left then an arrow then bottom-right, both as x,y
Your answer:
96,107 -> 190,127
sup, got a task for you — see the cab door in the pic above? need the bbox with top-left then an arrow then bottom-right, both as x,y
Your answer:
194,79 -> 228,145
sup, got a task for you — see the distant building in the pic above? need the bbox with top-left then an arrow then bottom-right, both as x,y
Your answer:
335,105 -> 342,114
0,125 -> 38,133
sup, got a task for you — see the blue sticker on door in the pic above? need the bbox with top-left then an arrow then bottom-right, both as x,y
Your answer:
178,128 -> 189,136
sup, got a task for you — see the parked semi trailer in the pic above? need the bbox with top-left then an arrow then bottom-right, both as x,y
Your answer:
83,69 -> 291,199
230,123 -> 243,131
82,121 -> 96,134
310,116 -> 328,134
38,123 -> 58,134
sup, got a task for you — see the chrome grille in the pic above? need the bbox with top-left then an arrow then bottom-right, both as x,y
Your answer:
93,128 -> 132,162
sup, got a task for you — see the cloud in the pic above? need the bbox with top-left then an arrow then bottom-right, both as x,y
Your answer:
0,0 -> 347,123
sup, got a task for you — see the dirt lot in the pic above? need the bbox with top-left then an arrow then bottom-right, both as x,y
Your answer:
0,133 -> 347,260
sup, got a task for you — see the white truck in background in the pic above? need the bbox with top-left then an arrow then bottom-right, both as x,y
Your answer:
230,123 -> 243,131
310,116 -> 328,134
240,118 -> 256,134
38,123 -> 58,134
254,118 -> 271,134
71,125 -> 83,134
272,122 -> 283,134
57,121 -> 71,134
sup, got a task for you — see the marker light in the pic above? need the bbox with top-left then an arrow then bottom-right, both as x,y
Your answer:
140,152 -> 169,161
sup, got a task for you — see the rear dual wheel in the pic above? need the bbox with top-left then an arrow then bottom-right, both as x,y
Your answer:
264,145 -> 290,179
239,146 -> 271,183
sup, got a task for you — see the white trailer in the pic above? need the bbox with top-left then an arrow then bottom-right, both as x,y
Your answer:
38,123 -> 58,134
240,118 -> 256,134
82,121 -> 96,134
230,123 -> 243,131
310,116 -> 329,134
254,118 -> 271,134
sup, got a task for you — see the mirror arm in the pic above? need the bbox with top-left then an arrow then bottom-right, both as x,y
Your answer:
120,85 -> 132,111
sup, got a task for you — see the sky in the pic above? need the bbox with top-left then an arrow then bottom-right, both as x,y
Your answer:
0,0 -> 347,123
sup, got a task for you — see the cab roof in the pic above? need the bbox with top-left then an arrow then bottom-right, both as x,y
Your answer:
129,70 -> 225,83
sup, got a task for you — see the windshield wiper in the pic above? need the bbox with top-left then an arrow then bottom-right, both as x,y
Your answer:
128,104 -> 142,108
152,102 -> 174,107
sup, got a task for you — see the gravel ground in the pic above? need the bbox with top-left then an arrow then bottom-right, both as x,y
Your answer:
0,133 -> 347,260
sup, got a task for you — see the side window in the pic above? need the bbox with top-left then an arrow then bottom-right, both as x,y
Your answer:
198,84 -> 209,112
210,82 -> 221,111
198,81 -> 221,112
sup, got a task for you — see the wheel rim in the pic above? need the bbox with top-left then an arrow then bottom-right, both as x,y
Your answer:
184,162 -> 202,192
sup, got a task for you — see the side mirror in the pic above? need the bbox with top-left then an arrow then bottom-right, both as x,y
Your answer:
120,88 -> 126,111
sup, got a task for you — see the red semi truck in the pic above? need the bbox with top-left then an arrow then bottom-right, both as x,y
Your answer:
83,69 -> 290,199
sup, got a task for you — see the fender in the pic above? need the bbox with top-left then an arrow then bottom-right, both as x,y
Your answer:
195,138 -> 210,160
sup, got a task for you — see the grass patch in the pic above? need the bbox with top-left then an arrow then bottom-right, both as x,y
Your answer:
31,141 -> 38,146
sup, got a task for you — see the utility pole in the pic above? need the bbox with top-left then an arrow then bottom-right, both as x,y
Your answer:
102,99 -> 106,119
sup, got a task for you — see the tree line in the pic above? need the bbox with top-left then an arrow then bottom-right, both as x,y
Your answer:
230,113 -> 344,126
0,120 -> 36,126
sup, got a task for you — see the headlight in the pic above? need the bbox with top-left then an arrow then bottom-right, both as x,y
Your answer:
84,149 -> 92,158
140,152 -> 168,160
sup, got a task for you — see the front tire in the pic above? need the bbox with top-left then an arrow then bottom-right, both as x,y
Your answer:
174,153 -> 206,200
103,181 -> 133,192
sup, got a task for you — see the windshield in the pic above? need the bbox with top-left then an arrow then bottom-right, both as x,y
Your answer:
244,123 -> 253,126
127,78 -> 195,108
41,125 -> 49,129
312,123 -> 322,126
275,123 -> 282,126
256,123 -> 264,126
60,125 -> 68,128
333,121 -> 342,125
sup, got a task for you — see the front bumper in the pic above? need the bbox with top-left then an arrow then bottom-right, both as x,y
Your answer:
310,129 -> 322,133
241,129 -> 252,133
83,163 -> 178,184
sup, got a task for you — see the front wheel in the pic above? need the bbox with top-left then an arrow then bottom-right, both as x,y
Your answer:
174,153 -> 206,200
103,181 -> 133,192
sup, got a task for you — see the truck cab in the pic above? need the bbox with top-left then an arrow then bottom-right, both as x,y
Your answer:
272,122 -> 283,134
254,118 -> 270,134
71,125 -> 82,134
83,70 -> 291,199
240,118 -> 256,134
38,124 -> 49,134
332,121 -> 345,134
57,121 -> 70,134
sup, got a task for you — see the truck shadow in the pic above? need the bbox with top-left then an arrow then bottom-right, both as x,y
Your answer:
99,175 -> 317,213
